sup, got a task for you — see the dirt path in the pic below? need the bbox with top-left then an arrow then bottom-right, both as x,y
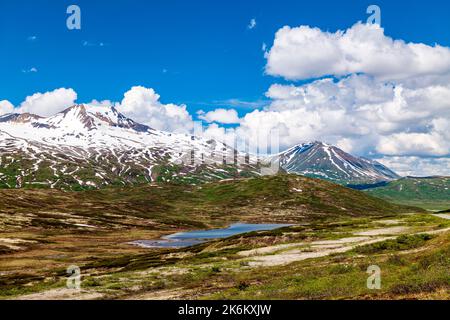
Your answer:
354,226 -> 409,236
14,288 -> 103,300
126,288 -> 188,300
243,236 -> 393,267
433,213 -> 450,220
240,226 -> 450,268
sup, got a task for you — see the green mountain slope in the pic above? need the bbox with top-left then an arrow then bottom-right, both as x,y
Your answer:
0,174 -> 422,232
366,176 -> 450,210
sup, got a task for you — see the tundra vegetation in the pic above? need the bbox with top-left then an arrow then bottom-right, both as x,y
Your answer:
0,175 -> 448,300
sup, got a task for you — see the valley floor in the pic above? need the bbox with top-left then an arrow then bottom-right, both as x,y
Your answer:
1,212 -> 449,300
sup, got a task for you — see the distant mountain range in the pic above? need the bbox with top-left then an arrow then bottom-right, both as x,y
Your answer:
0,104 -> 399,189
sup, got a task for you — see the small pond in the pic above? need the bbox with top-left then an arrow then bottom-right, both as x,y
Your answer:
131,223 -> 292,248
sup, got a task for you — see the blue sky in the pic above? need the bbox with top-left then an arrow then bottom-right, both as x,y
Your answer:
1,0 -> 450,176
1,0 -> 449,113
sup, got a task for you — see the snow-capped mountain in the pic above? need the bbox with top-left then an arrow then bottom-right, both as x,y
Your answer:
0,104 -> 257,189
0,105 -> 400,189
273,141 -> 399,185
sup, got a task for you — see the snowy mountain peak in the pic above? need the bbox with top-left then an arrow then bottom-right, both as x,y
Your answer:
44,104 -> 152,132
0,105 -> 258,189
275,141 -> 399,185
0,113 -> 43,124
46,104 -> 96,130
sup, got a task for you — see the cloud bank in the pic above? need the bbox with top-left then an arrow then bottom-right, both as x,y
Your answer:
265,22 -> 450,81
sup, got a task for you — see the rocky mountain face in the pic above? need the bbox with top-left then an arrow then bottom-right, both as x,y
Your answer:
0,104 -> 258,189
272,141 -> 399,185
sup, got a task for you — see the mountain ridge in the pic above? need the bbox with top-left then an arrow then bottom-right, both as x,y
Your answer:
273,141 -> 399,185
0,104 -> 399,189
0,104 -> 259,189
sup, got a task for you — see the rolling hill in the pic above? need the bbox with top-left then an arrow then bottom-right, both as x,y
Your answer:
0,174 -> 422,232
366,176 -> 450,210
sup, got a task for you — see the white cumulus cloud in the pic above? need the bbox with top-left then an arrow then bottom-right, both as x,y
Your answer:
265,22 -> 450,81
116,86 -> 193,133
0,100 -> 15,116
376,156 -> 450,177
200,72 -> 450,176
16,88 -> 78,116
197,108 -> 240,124
2,87 -> 194,133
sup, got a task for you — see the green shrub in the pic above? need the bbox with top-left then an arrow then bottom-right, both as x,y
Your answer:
386,254 -> 406,266
237,281 -> 250,291
354,234 -> 433,254
83,277 -> 102,287
211,266 -> 221,273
